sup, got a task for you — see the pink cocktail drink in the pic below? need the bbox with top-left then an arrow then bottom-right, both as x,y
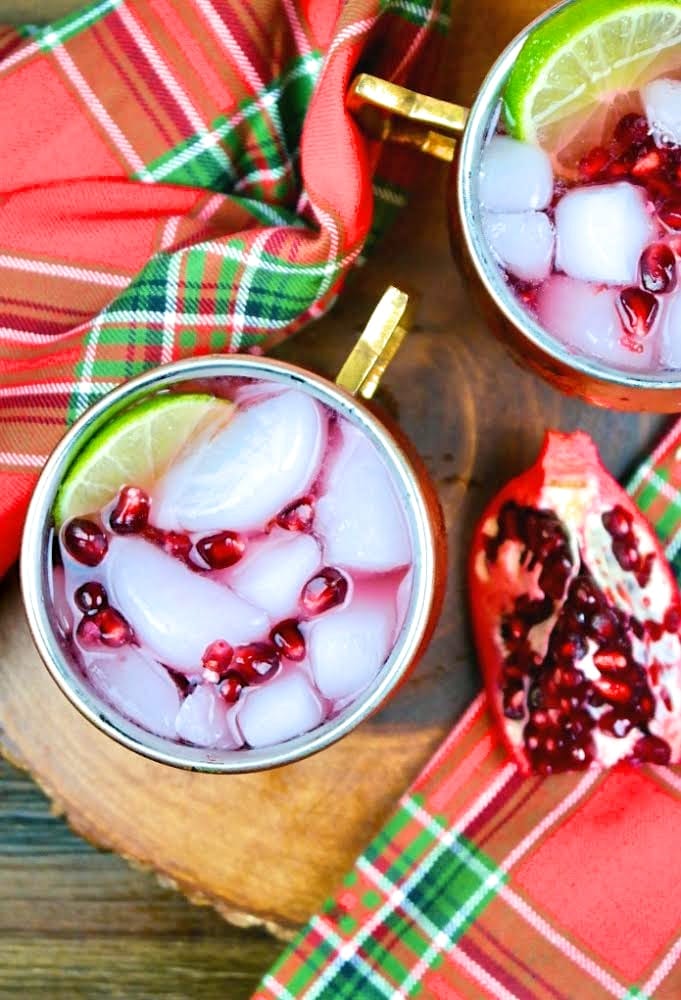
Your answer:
480,54 -> 681,371
52,378 -> 413,750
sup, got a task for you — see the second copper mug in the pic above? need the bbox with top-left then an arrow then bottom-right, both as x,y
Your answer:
349,0 -> 681,413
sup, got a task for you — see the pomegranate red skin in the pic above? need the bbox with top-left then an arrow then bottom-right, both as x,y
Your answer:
469,431 -> 681,774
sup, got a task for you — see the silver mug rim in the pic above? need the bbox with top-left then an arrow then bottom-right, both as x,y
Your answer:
20,354 -> 440,773
457,0 -> 681,396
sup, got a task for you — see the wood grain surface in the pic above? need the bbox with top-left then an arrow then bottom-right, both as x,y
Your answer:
0,0 -> 671,995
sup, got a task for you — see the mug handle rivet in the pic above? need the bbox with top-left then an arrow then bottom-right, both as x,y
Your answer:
336,286 -> 415,400
347,73 -> 469,163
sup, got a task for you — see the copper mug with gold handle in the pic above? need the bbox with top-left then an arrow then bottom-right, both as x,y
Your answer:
348,0 -> 681,413
21,287 -> 447,772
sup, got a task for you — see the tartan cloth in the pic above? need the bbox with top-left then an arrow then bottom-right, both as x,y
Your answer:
257,422 -> 681,1000
0,0 -> 447,578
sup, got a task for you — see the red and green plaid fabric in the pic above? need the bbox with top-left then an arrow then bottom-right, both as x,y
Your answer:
0,0 -> 446,577
257,425 -> 681,1000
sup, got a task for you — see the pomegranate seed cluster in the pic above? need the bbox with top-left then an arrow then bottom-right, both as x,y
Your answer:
54,384 -> 413,751
487,500 -> 677,774
480,86 -> 681,372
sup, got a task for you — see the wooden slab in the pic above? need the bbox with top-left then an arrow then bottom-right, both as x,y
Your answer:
0,0 -> 668,937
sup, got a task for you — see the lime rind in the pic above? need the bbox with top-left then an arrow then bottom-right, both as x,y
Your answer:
504,0 -> 681,143
54,393 -> 232,525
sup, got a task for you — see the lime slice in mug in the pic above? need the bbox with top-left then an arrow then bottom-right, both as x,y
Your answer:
503,0 -> 681,175
54,393 -> 233,525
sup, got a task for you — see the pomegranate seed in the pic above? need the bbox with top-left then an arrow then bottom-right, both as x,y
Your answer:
77,607 -> 132,648
231,643 -> 280,684
301,567 -> 349,615
614,113 -> 649,147
502,684 -> 525,720
63,518 -> 108,567
144,526 -> 193,561
660,198 -> 681,230
196,531 -> 245,569
219,673 -> 244,704
592,676 -> 632,704
74,581 -> 108,615
590,611 -> 617,642
632,734 -> 671,765
645,619 -> 664,642
165,531 -> 193,560
201,639 -> 233,681
661,687 -> 674,712
606,150 -> 636,179
598,710 -> 634,738
593,650 -> 628,672
539,554 -> 572,600
664,606 -> 681,633
639,243 -> 677,294
276,496 -> 315,532
76,617 -> 100,647
109,485 -> 150,534
631,149 -> 663,178
616,287 -> 659,338
578,146 -> 609,180
635,552 -> 654,588
270,619 -> 306,661
602,505 -> 631,538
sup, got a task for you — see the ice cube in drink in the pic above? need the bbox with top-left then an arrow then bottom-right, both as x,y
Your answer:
476,1 -> 681,374
52,378 -> 414,750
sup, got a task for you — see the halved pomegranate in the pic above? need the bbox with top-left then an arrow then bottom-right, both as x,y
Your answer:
470,431 -> 681,774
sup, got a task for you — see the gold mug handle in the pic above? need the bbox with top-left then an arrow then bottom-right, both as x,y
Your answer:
347,74 -> 469,163
336,286 -> 415,399
339,78 -> 468,397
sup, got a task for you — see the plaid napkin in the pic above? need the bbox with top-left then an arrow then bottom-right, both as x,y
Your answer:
0,0 -> 446,577
257,422 -> 681,1000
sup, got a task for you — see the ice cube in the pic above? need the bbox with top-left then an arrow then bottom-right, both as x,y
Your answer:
660,290 -> 681,368
154,390 -> 326,533
555,182 -> 655,285
237,669 -> 324,748
230,529 -> 321,620
316,424 -> 411,572
304,599 -> 395,701
537,275 -> 655,370
175,684 -> 242,749
643,78 -> 681,148
106,537 -> 268,672
479,136 -> 553,212
483,211 -> 555,282
85,648 -> 181,738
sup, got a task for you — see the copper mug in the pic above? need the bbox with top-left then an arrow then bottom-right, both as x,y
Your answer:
349,0 -> 681,412
21,287 -> 447,772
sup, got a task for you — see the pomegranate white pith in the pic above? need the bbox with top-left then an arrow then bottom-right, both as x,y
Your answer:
56,381 -> 414,750
471,431 -> 681,773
